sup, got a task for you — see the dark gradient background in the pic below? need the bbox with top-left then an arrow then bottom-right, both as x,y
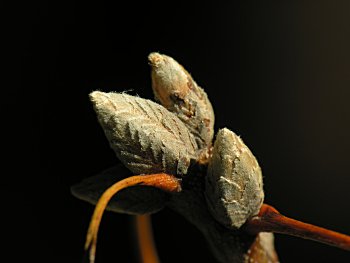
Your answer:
8,0 -> 350,262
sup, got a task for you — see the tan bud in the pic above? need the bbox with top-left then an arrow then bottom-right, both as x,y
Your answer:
90,91 -> 198,176
205,128 -> 264,229
148,52 -> 215,160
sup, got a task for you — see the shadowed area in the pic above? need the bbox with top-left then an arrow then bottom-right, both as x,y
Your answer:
71,164 -> 169,215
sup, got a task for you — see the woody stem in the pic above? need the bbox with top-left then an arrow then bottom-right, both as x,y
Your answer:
243,204 -> 350,251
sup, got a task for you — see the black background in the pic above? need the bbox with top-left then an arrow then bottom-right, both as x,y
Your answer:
7,0 -> 350,262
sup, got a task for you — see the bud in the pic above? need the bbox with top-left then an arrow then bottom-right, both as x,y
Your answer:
149,52 -> 215,161
205,128 -> 264,228
90,91 -> 198,176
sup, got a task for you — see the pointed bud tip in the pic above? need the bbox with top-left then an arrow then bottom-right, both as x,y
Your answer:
89,90 -> 105,99
89,91 -> 107,104
148,52 -> 165,68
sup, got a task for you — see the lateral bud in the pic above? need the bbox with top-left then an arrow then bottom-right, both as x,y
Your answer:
205,128 -> 264,229
89,91 -> 198,176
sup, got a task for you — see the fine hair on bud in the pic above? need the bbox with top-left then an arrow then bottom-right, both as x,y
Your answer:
89,91 -> 198,176
149,52 -> 215,161
205,128 -> 264,229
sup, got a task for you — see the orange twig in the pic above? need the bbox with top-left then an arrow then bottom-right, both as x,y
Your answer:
136,215 -> 160,263
85,174 -> 181,263
243,204 -> 350,251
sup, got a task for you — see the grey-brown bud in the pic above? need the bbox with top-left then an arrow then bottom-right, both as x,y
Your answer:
90,91 -> 198,176
205,128 -> 264,229
148,52 -> 215,161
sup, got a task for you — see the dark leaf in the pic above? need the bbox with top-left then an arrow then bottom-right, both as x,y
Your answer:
71,164 -> 168,215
